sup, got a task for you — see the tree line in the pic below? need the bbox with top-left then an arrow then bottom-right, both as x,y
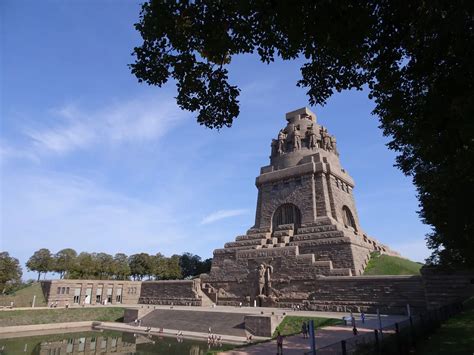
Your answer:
1,249 -> 212,293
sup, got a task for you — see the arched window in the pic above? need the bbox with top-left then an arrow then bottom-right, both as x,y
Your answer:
342,206 -> 357,231
272,203 -> 301,231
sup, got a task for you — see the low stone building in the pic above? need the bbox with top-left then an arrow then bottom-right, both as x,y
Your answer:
41,279 -> 141,307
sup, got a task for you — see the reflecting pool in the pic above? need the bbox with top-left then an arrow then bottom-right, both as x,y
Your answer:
0,330 -> 235,354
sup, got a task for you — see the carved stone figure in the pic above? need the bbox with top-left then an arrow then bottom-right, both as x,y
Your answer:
321,127 -> 331,151
264,265 -> 273,296
277,130 -> 286,155
271,139 -> 278,156
330,136 -> 338,154
258,264 -> 266,295
293,126 -> 301,150
306,124 -> 317,149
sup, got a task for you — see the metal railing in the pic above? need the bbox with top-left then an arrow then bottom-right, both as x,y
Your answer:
315,302 -> 464,354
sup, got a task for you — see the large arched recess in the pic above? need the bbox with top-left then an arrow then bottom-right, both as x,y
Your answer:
342,205 -> 357,231
272,203 -> 302,232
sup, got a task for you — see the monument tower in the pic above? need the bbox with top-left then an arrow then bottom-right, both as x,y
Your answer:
202,108 -> 398,306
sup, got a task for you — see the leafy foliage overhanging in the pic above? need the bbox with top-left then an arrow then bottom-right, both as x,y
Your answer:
130,1 -> 474,266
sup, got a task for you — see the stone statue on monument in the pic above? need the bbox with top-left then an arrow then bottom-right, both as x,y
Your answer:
321,127 -> 332,151
306,124 -> 317,149
277,129 -> 287,155
258,264 -> 266,295
293,126 -> 301,150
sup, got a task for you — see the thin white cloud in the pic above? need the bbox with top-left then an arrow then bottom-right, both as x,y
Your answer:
0,141 -> 39,164
1,171 -> 190,269
24,95 -> 187,155
200,209 -> 248,225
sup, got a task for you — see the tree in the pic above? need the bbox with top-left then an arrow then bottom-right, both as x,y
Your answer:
0,252 -> 23,294
179,252 -> 201,278
164,254 -> 182,280
96,252 -> 114,279
53,248 -> 77,279
113,253 -> 131,280
131,1 -> 474,266
26,248 -> 53,281
70,252 -> 96,279
128,253 -> 153,280
151,252 -> 167,280
196,258 -> 212,275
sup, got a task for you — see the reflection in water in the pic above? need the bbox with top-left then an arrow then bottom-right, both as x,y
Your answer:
0,330 -> 234,354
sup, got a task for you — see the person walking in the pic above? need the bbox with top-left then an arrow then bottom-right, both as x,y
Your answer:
361,312 -> 366,324
351,315 -> 358,335
301,321 -> 308,339
276,331 -> 284,354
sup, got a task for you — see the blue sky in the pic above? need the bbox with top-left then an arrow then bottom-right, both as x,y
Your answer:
1,1 -> 431,279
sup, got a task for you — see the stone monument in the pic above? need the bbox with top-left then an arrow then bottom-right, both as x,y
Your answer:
201,107 -> 399,306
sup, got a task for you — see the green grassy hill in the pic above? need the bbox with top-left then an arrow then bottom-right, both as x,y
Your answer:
0,307 -> 124,327
0,282 -> 47,307
363,252 -> 423,275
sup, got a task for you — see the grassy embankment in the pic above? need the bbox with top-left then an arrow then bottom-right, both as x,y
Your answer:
0,282 -> 47,307
273,316 -> 342,337
0,307 -> 125,327
416,298 -> 474,354
363,252 -> 423,275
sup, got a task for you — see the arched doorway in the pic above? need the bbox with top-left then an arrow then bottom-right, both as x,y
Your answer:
272,203 -> 301,232
342,206 -> 357,231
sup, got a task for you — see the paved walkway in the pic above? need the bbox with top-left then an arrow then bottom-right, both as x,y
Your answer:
223,314 -> 407,354
140,309 -> 248,337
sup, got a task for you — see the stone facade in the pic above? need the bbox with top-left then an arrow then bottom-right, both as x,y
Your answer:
41,280 -> 141,307
202,108 -> 400,306
138,279 -> 210,306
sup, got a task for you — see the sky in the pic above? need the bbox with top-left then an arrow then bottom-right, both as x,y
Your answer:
1,1 -> 431,279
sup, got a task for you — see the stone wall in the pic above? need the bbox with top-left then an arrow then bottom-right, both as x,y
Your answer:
138,280 -> 203,306
244,314 -> 283,337
275,275 -> 427,314
421,267 -> 474,309
206,275 -> 426,314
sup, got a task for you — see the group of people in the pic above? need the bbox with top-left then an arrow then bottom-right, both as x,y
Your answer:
207,333 -> 222,347
49,300 -> 68,308
274,124 -> 338,156
207,328 -> 222,347
291,303 -> 304,311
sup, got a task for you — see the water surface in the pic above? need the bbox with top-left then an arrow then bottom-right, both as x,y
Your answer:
0,329 -> 235,354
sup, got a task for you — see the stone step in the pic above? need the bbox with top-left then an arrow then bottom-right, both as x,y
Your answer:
292,230 -> 345,241
278,236 -> 291,244
289,237 -> 351,247
296,254 -> 315,264
141,310 -> 247,337
273,230 -> 294,237
235,232 -> 271,241
299,217 -> 334,228
246,227 -> 271,235
297,224 -> 339,234
274,223 -> 294,231
329,268 -> 353,276
219,245 -> 260,251
313,260 -> 333,268
225,239 -> 265,248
